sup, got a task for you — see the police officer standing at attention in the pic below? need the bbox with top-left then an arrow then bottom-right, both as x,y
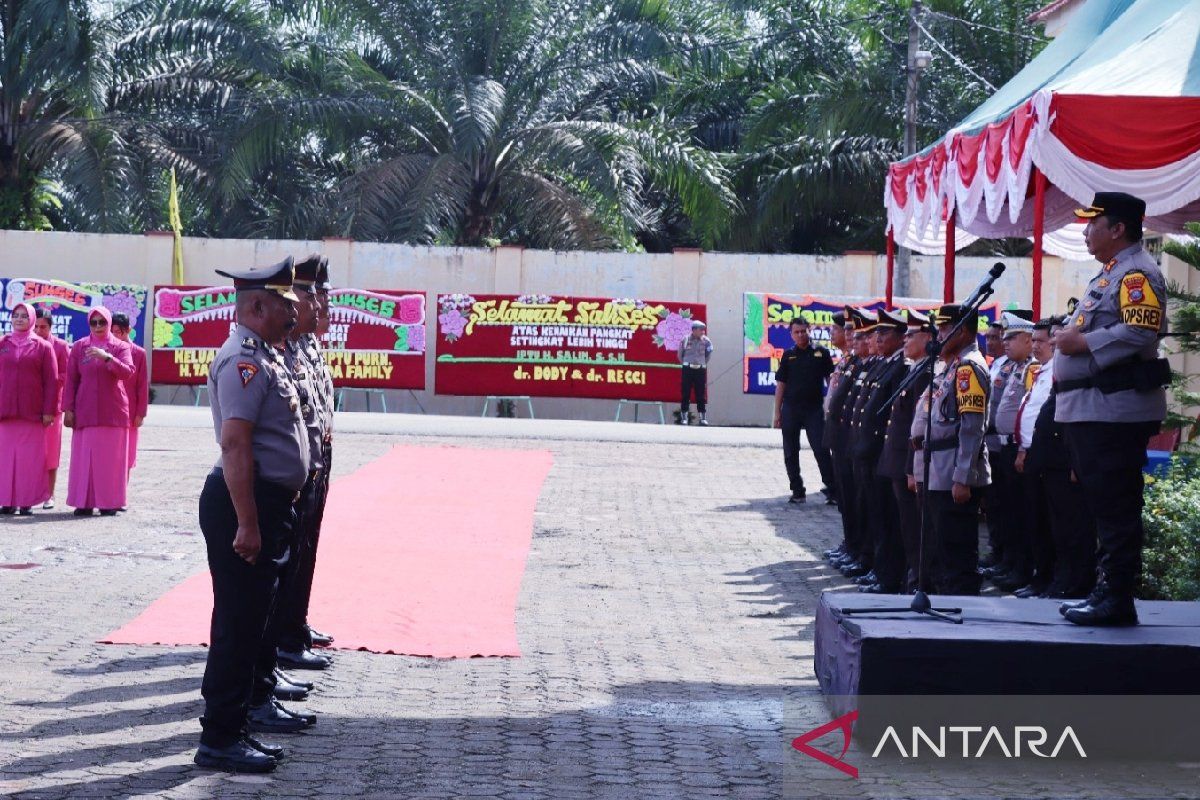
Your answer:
1056,192 -> 1169,626
773,317 -> 836,504
924,305 -> 991,596
275,254 -> 336,668
195,258 -> 309,773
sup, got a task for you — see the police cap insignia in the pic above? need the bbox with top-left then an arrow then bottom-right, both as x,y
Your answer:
237,362 -> 258,386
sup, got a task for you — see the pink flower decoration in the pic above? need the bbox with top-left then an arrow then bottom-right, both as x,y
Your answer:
438,310 -> 466,339
157,290 -> 182,319
408,324 -> 426,353
396,295 -> 424,325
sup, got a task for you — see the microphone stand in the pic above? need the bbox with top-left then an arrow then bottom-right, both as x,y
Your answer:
843,264 -> 1006,625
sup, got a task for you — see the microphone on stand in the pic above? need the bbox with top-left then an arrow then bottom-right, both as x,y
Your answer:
960,262 -> 1006,308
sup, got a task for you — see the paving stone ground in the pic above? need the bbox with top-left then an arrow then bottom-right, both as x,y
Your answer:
0,410 -> 1195,799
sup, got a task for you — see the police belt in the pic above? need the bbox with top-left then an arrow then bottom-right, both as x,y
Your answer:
684,363 -> 707,369
924,437 -> 959,452
211,467 -> 301,505
1056,357 -> 1170,395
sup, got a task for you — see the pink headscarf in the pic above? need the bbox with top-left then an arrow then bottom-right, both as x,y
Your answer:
87,307 -> 113,343
8,302 -> 36,343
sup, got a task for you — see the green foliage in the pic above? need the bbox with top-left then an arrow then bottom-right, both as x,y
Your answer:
1162,221 -> 1200,444
1140,455 -> 1200,601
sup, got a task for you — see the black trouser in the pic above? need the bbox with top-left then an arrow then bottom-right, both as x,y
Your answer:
278,442 -> 332,652
928,487 -> 983,595
199,470 -> 298,747
872,475 -> 905,591
1043,467 -> 1097,595
893,479 -> 935,592
681,367 -> 706,413
249,471 -> 319,704
849,457 -> 875,567
1019,468 -> 1055,589
983,450 -> 1006,563
833,447 -> 859,557
997,443 -> 1033,579
781,404 -> 836,497
1064,421 -> 1157,597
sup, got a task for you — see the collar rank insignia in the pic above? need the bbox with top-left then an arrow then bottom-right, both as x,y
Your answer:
237,362 -> 259,386
1098,278 -> 1110,288
241,337 -> 258,350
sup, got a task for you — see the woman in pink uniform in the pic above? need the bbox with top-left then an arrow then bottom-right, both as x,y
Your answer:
0,303 -> 59,515
63,307 -> 134,516
111,313 -> 148,477
33,307 -> 69,509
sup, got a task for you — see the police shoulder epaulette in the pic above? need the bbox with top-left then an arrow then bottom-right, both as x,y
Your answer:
241,337 -> 258,351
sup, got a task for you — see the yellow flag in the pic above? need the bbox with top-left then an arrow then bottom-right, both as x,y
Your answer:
167,168 -> 184,284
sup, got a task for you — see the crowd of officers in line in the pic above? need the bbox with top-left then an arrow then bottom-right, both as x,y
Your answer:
194,254 -> 340,774
780,192 -> 1170,631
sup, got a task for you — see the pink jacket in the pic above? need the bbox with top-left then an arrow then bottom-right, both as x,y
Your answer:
0,331 -> 58,421
63,336 -> 134,428
51,336 -> 69,397
125,343 -> 149,420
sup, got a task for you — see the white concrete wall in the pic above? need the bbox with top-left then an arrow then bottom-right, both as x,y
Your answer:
0,229 -> 1134,425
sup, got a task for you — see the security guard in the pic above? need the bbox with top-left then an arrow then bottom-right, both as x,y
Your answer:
988,311 -> 1038,593
878,310 -> 934,592
773,316 -> 836,504
925,304 -> 991,595
853,308 -> 910,593
195,257 -> 308,773
1056,192 -> 1169,626
275,254 -> 336,668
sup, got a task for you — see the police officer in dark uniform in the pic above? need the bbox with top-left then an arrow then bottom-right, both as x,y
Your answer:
195,258 -> 309,773
877,310 -> 934,592
772,317 -> 836,504
854,309 -> 910,593
837,310 -> 881,577
925,304 -> 991,595
826,310 -> 872,576
1056,192 -> 1169,626
275,254 -> 336,668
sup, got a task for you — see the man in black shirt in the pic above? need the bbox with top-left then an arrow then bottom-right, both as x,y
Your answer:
773,318 -> 836,503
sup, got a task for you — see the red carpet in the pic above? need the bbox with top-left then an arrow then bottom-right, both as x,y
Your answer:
102,445 -> 553,657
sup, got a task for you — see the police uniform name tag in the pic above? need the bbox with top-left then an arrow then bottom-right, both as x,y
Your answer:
1119,271 -> 1162,330
956,365 -> 986,413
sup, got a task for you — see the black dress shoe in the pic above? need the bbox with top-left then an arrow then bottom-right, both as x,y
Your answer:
993,572 -> 1032,592
0,507 -> 14,515
247,700 -> 312,733
243,735 -> 286,760
276,700 -> 317,726
854,571 -> 878,586
99,508 -> 119,516
273,682 -> 309,702
275,668 -> 314,691
277,647 -> 330,670
307,626 -> 334,647
1059,585 -> 1106,616
1064,595 -> 1138,627
858,583 -> 886,594
1013,584 -> 1048,599
788,493 -> 807,504
73,508 -> 94,516
194,741 -> 277,773
841,563 -> 869,578
17,507 -> 32,516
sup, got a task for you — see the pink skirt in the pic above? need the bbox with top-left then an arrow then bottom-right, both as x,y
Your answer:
0,419 -> 50,507
67,426 -> 129,510
45,413 -> 63,469
128,426 -> 139,472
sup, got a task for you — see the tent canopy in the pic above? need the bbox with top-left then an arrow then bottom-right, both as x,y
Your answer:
886,0 -> 1200,257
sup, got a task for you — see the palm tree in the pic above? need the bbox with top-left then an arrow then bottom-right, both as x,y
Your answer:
0,0 -> 278,231
217,0 -> 739,249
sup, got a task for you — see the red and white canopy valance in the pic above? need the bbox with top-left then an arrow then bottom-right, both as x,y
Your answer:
885,90 -> 1200,256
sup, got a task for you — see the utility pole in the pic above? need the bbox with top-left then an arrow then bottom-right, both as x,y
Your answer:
896,0 -> 924,298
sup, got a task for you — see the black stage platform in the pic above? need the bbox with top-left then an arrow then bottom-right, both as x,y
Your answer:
815,592 -> 1200,698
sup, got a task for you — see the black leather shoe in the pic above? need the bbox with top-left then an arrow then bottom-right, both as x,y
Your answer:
307,626 -> 334,647
73,508 -> 94,516
243,735 -> 286,760
1064,595 -> 1138,627
247,700 -> 311,733
993,572 -> 1032,592
823,547 -> 844,560
194,741 -> 277,773
858,583 -> 885,594
788,493 -> 806,504
276,701 -> 317,726
1013,583 -> 1048,599
275,668 -> 314,690
99,509 -> 119,516
17,507 -> 32,516
841,563 -> 869,578
273,681 -> 309,702
277,647 -> 330,670
1060,585 -> 1106,616
981,563 -> 1010,578
0,507 -> 14,515
854,571 -> 878,586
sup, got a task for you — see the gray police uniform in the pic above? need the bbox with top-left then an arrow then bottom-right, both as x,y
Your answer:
1053,242 -> 1169,599
199,323 -> 309,749
925,343 -> 990,595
